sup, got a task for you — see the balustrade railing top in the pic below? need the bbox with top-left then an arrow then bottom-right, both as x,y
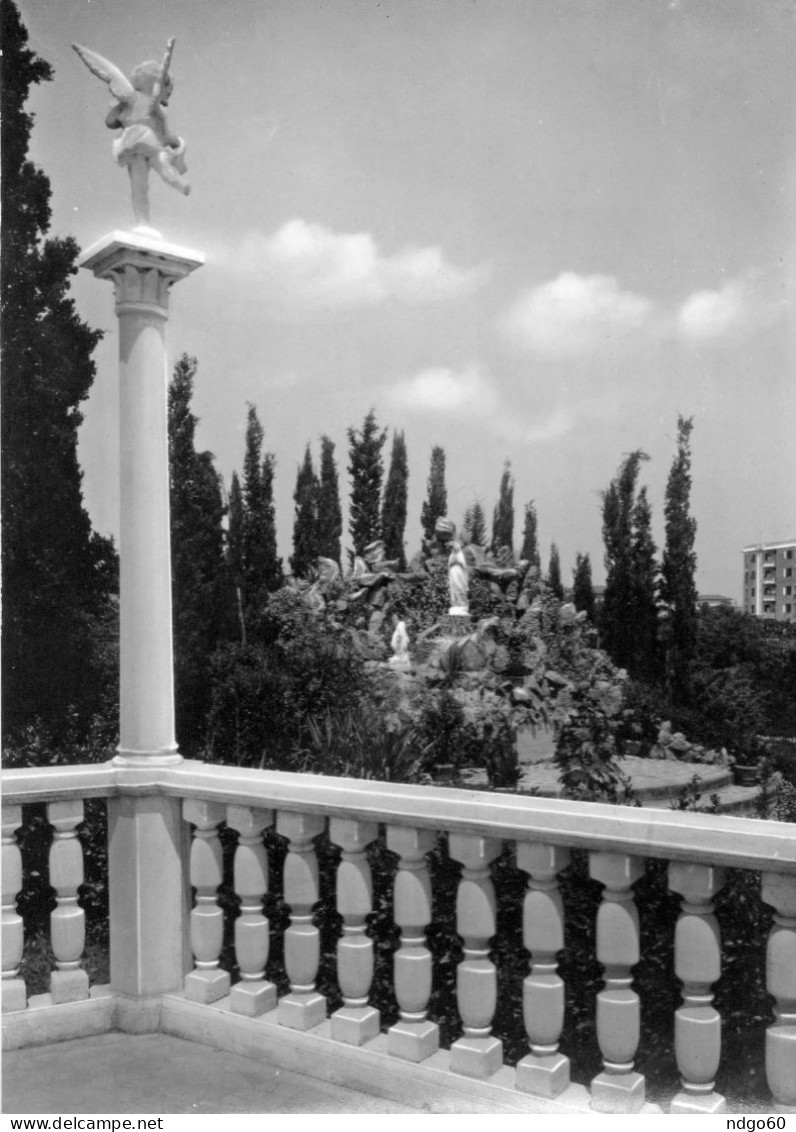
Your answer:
3,758 -> 795,873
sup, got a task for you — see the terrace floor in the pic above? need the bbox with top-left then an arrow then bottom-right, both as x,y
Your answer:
2,1032 -> 428,1115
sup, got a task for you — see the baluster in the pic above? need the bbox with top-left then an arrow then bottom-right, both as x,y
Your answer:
516,842 -> 571,1097
761,872 -> 796,1112
668,862 -> 726,1113
277,811 -> 326,1030
448,833 -> 503,1078
184,800 -> 231,1004
47,800 -> 89,1003
589,851 -> 645,1113
386,825 -> 439,1062
2,806 -> 27,1012
227,805 -> 276,1017
329,818 -> 380,1045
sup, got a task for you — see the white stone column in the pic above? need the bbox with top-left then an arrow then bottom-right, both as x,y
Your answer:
2,805 -> 27,1013
80,232 -> 203,1012
80,230 -> 203,766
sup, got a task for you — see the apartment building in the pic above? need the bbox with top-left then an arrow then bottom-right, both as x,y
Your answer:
742,539 -> 796,622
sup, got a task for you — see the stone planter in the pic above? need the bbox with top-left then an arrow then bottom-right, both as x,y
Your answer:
733,764 -> 760,786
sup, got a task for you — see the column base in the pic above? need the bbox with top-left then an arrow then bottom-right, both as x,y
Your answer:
388,1019 -> 439,1062
670,1089 -> 727,1114
591,1069 -> 645,1114
451,1035 -> 503,1079
184,968 -> 230,1005
278,991 -> 327,1031
2,978 -> 28,1013
331,1005 -> 381,1045
516,1051 -> 571,1098
229,979 -> 277,1017
50,969 -> 90,1005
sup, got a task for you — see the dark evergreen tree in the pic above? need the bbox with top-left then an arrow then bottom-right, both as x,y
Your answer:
601,449 -> 648,672
547,543 -> 564,600
520,500 -> 541,569
572,552 -> 596,621
462,501 -> 487,547
1,1 -> 117,740
290,444 -> 319,578
241,404 -> 282,606
491,461 -> 515,554
629,485 -> 659,680
317,435 -> 343,565
660,416 -> 698,702
347,408 -> 386,556
420,445 -> 447,543
381,430 -> 409,569
226,471 -> 246,641
168,355 -> 226,752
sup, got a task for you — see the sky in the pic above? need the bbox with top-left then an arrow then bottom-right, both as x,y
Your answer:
18,0 -> 796,600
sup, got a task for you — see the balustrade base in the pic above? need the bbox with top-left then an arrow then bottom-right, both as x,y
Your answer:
278,991 -> 327,1031
331,1005 -> 380,1046
590,1069 -> 645,1114
388,1019 -> 440,1062
229,980 -> 277,1018
516,1051 -> 570,1098
184,969 -> 231,1006
451,1035 -> 503,1079
2,979 -> 28,1014
670,1089 -> 727,1114
51,969 -> 90,1005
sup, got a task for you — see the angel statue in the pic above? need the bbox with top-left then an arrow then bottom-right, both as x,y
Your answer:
73,39 -> 190,229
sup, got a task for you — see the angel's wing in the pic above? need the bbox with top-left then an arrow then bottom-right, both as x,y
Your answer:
72,43 -> 134,102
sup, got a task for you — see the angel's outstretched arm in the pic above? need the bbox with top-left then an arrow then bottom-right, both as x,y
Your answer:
72,43 -> 135,104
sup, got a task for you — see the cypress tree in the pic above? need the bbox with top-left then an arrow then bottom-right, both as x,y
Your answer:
347,408 -> 386,556
168,354 -> 226,752
520,500 -> 541,569
491,461 -> 515,554
462,501 -> 487,547
420,445 -> 447,543
290,444 -> 319,578
601,449 -> 648,671
2,1 -> 117,740
226,471 -> 245,640
317,435 -> 342,565
630,485 -> 659,680
572,552 -> 596,620
660,416 -> 698,702
381,430 -> 409,568
241,404 -> 282,607
547,543 -> 564,600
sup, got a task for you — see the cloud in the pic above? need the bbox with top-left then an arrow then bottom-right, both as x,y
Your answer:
230,219 -> 486,309
676,278 -> 754,342
500,273 -> 654,358
384,364 -> 575,444
385,364 -> 500,416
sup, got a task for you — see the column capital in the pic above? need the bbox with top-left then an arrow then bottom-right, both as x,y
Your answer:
79,230 -> 204,314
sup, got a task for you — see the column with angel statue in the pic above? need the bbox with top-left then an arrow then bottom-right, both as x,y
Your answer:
73,38 -> 190,230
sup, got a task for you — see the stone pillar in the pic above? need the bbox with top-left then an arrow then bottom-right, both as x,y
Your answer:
2,805 -> 27,1013
80,230 -> 203,766
80,232 -> 203,1008
48,800 -> 90,1004
330,818 -> 381,1045
761,872 -> 796,1112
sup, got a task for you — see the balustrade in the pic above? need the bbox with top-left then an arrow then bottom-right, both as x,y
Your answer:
516,842 -> 571,1097
3,763 -> 795,1115
184,799 -> 230,1004
227,804 -> 276,1017
668,862 -> 726,1113
2,805 -> 26,1013
277,811 -> 326,1030
387,825 -> 439,1062
48,800 -> 89,1004
329,818 -> 380,1045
